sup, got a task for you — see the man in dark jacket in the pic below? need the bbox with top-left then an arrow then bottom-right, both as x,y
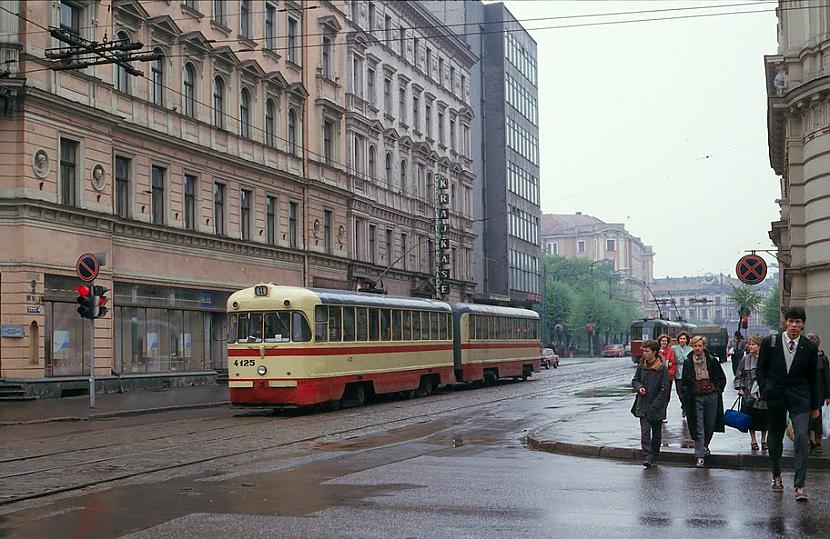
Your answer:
757,306 -> 821,502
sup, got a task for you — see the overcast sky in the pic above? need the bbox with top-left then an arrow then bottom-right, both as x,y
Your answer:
500,0 -> 780,279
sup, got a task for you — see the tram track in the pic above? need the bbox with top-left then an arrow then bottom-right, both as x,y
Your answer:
0,361 -> 631,508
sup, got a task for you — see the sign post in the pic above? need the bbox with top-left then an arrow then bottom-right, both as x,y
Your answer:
76,253 -> 100,408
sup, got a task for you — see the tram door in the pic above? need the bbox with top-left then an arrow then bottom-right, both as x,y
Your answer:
209,313 -> 227,370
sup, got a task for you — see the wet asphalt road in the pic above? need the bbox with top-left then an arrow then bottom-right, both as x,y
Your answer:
1,357 -> 829,538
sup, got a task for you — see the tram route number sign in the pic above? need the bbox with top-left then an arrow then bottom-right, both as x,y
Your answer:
736,254 -> 767,285
76,253 -> 100,282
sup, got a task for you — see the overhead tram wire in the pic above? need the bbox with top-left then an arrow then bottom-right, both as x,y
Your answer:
0,1 -> 815,65
2,1 -> 778,41
45,2 -> 800,65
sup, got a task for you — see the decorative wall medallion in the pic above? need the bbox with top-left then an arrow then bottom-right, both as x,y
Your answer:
31,149 -> 50,179
312,218 -> 321,238
337,224 -> 345,242
90,164 -> 107,191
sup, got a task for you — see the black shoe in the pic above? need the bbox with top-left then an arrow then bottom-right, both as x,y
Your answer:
643,460 -> 652,468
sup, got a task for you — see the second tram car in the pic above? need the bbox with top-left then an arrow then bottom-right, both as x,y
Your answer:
227,284 -> 541,408
630,318 -> 697,363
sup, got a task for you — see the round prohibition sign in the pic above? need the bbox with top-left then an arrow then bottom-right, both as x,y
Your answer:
76,253 -> 100,282
736,254 -> 767,285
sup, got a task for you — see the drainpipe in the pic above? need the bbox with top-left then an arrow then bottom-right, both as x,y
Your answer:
301,13 -> 310,287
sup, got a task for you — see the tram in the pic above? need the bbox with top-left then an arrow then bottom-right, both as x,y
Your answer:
226,284 -> 541,408
630,318 -> 697,362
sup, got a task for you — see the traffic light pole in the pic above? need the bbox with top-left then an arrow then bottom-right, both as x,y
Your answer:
88,279 -> 96,409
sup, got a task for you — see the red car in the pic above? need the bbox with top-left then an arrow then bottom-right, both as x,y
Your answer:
540,348 -> 559,369
601,344 -> 625,358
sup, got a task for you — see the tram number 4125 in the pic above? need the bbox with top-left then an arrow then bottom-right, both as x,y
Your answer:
233,359 -> 256,367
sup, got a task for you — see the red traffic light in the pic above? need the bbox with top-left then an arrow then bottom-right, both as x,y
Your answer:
587,324 -> 594,333
75,284 -> 91,296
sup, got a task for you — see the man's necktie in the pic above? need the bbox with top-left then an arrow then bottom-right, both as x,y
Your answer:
789,339 -> 796,352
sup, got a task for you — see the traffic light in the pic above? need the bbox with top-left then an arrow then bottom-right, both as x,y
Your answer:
75,285 -> 95,319
587,324 -> 594,334
741,316 -> 749,329
93,285 -> 109,319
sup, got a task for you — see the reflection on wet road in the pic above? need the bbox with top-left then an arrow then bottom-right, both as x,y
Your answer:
1,357 -> 828,538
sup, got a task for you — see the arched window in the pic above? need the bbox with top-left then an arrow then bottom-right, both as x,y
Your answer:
368,145 -> 376,180
151,48 -> 164,106
265,98 -> 276,147
213,76 -> 225,129
400,160 -> 407,192
114,31 -> 130,93
451,183 -> 457,211
183,63 -> 196,117
385,152 -> 392,185
288,108 -> 297,154
240,88 -> 251,138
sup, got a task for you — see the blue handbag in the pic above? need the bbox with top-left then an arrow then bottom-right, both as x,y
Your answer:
724,397 -> 752,433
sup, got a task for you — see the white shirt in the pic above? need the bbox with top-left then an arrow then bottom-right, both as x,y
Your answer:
782,331 -> 799,373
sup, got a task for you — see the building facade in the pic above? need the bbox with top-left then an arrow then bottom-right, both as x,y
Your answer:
424,0 -> 541,307
343,1 -> 477,299
540,212 -> 654,311
0,0 -> 476,395
765,2 -> 830,331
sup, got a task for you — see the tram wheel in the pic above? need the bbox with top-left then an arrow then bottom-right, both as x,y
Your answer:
415,376 -> 433,397
342,383 -> 367,408
483,371 -> 498,387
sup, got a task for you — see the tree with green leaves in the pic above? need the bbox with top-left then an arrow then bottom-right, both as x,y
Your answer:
541,255 -> 644,354
729,285 -> 765,319
761,282 -> 781,330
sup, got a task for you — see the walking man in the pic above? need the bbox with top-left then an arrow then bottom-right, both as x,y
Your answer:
757,306 -> 822,502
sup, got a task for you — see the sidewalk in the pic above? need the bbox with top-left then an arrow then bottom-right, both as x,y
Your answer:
528,364 -> 830,470
0,385 -> 229,426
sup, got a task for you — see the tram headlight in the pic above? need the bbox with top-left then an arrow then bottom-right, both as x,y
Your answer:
257,365 -> 267,376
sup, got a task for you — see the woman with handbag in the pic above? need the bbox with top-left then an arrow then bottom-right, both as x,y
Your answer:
681,335 -> 727,468
631,339 -> 671,468
734,334 -> 768,451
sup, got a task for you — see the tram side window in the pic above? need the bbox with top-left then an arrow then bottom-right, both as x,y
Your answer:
468,315 -> 475,340
380,309 -> 391,341
315,305 -> 328,342
475,315 -> 484,341
368,308 -> 379,340
413,311 -> 422,340
356,307 -> 368,341
343,307 -> 356,342
264,312 -> 291,342
292,312 -> 311,342
532,320 -> 539,340
328,306 -> 342,341
430,312 -> 439,340
402,310 -> 412,340
439,313 -> 448,340
446,313 -> 453,340
392,309 -> 402,340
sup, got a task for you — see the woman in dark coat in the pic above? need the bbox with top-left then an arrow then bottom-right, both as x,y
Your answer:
631,339 -> 671,468
681,335 -> 727,468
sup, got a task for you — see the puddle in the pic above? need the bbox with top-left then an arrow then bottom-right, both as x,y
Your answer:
573,385 -> 632,398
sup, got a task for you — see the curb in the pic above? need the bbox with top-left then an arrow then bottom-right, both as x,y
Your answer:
527,431 -> 830,471
0,401 -> 229,427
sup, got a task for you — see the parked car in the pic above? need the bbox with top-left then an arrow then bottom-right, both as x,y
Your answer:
540,348 -> 559,369
601,344 -> 625,358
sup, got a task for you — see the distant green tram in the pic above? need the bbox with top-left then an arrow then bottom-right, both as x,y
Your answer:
694,325 -> 728,363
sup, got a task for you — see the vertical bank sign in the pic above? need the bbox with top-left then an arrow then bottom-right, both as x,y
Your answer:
434,174 -> 450,298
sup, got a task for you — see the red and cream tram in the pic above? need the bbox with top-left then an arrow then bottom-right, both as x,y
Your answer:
629,318 -> 697,362
226,284 -> 541,408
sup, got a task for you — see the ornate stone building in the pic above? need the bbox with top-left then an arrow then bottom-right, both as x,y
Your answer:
343,1 -> 476,299
765,1 -> 830,331
0,0 -> 476,395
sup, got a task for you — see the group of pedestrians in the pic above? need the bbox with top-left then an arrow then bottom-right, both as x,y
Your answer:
631,306 -> 830,502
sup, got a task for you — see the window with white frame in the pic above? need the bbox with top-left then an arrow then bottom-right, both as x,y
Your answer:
265,3 -> 277,50
183,63 -> 196,117
240,0 -> 251,38
114,31 -> 130,93
240,88 -> 251,138
288,108 -> 298,154
213,76 -> 225,129
287,16 -> 300,64
151,49 -> 164,106
265,98 -> 276,147
577,240 -> 585,253
606,239 -> 616,252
